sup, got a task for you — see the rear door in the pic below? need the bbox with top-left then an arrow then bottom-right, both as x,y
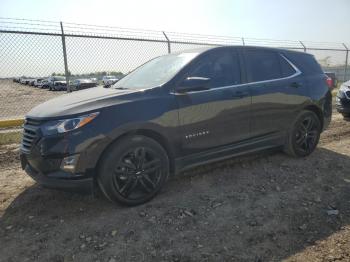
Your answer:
243,48 -> 303,138
176,48 -> 251,155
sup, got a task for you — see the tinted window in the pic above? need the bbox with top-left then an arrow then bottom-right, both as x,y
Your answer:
279,55 -> 296,77
188,50 -> 241,88
245,50 -> 282,82
54,76 -> 65,81
285,53 -> 323,75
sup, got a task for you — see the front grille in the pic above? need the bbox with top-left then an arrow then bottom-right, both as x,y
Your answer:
345,91 -> 350,99
21,118 -> 41,153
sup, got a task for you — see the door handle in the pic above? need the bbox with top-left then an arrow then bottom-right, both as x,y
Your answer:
232,91 -> 249,98
290,82 -> 302,88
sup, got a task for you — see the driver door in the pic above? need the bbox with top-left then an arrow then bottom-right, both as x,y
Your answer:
175,49 -> 251,155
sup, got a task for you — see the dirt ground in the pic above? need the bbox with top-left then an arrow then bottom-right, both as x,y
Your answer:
1,109 -> 350,262
0,80 -> 64,120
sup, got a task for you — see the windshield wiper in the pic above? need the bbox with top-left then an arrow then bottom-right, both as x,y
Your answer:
114,87 -> 128,90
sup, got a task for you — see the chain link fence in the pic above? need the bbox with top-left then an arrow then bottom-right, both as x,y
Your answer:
0,17 -> 349,120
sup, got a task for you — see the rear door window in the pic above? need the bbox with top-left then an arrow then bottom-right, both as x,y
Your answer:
244,50 -> 282,82
188,50 -> 241,88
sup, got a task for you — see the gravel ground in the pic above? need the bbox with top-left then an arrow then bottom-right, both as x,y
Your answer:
0,110 -> 350,262
0,79 -> 106,120
0,80 -> 65,120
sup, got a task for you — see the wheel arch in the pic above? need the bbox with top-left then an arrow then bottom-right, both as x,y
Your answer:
303,104 -> 324,130
95,128 -> 176,178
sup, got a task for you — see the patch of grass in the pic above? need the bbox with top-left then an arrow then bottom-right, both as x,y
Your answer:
332,88 -> 338,97
0,131 -> 22,145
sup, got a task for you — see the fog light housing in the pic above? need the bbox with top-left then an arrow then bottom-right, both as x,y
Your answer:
60,155 -> 79,173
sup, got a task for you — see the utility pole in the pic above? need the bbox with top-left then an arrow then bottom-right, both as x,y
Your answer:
60,22 -> 70,92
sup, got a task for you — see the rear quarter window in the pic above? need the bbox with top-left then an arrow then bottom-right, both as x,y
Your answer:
284,52 -> 323,75
279,55 -> 296,77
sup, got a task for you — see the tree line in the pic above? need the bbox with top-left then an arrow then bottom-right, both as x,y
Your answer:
51,71 -> 125,79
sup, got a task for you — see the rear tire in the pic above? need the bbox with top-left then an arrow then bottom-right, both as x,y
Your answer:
97,135 -> 169,206
284,110 -> 321,157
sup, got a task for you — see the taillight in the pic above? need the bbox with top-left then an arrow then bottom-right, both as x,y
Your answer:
325,76 -> 333,89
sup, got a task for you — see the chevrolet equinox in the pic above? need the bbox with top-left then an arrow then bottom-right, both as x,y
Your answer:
20,46 -> 332,205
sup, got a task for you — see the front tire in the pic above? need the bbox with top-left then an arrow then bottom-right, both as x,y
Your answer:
284,110 -> 321,157
97,135 -> 169,206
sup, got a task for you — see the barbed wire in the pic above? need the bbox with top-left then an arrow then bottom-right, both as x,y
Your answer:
0,17 -> 349,50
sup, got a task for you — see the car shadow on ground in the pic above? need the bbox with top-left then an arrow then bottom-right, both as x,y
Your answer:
1,147 -> 350,261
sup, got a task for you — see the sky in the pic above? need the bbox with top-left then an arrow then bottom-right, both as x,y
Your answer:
1,0 -> 349,43
0,0 -> 349,77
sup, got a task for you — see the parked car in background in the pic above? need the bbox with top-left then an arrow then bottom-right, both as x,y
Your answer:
20,46 -> 332,206
22,78 -> 32,85
40,79 -> 49,89
336,80 -> 350,118
325,72 -> 337,89
34,78 -> 45,87
48,76 -> 67,91
20,77 -> 27,84
26,78 -> 34,85
90,77 -> 98,84
20,77 -> 36,85
29,79 -> 36,86
71,79 -> 98,91
102,75 -> 118,86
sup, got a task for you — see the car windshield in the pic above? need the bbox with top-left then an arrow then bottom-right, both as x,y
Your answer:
78,79 -> 90,83
113,52 -> 199,89
54,77 -> 65,81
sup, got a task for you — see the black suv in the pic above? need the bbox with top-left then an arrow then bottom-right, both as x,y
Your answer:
20,46 -> 332,205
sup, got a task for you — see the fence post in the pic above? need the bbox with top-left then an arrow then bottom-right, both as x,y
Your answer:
60,22 -> 70,92
343,43 -> 349,82
162,31 -> 171,54
299,41 -> 306,52
242,37 -> 245,46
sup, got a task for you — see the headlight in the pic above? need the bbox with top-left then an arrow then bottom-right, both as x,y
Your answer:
41,112 -> 99,136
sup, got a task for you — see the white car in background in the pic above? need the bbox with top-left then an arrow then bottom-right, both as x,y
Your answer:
90,77 -> 98,84
34,78 -> 44,87
102,75 -> 118,87
20,77 -> 27,84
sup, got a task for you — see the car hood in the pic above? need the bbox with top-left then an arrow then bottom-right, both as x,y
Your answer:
27,86 -> 140,119
342,80 -> 350,87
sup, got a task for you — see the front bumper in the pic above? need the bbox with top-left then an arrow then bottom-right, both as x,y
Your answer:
336,92 -> 350,114
21,153 -> 93,193
19,118 -> 109,194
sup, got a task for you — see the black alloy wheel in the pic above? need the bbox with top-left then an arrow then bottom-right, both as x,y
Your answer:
113,147 -> 162,200
294,115 -> 319,153
98,135 -> 169,206
285,110 -> 321,157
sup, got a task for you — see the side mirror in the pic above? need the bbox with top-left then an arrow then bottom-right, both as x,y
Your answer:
177,77 -> 211,93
